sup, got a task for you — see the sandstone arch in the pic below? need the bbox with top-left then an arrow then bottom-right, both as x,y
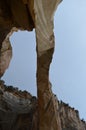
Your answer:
0,0 -> 62,130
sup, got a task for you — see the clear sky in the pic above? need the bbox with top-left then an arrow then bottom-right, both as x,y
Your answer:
2,0 -> 86,120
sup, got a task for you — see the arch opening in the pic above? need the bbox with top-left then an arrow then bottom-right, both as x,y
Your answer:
2,30 -> 37,96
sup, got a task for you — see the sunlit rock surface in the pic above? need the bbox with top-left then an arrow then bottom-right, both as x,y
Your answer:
0,37 -> 12,77
0,28 -> 18,77
0,80 -> 86,130
34,0 -> 62,53
59,101 -> 86,130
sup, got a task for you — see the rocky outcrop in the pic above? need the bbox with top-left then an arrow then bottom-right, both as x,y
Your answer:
0,80 -> 86,130
0,80 -> 38,130
59,101 -> 86,130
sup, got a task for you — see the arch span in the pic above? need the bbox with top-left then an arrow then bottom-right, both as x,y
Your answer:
0,0 -> 62,130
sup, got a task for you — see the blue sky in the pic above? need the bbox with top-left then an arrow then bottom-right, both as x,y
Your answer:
2,0 -> 86,120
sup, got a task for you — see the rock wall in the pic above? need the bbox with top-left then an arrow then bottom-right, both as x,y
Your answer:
59,101 -> 86,130
0,80 -> 38,130
0,80 -> 86,130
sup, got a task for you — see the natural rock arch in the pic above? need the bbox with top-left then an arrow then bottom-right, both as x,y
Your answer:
0,0 -> 62,130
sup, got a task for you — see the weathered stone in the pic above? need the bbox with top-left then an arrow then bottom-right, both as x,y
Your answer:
0,80 -> 86,130
34,0 -> 62,54
34,0 -> 62,129
0,32 -> 12,77
0,0 -> 34,77
0,1 -> 63,130
59,101 -> 86,130
0,80 -> 38,130
0,28 -> 18,77
10,0 -> 34,30
36,48 -> 61,130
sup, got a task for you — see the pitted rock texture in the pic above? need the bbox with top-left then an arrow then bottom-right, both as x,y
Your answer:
0,80 -> 86,130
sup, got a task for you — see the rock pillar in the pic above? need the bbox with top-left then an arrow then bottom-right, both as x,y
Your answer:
36,48 -> 61,130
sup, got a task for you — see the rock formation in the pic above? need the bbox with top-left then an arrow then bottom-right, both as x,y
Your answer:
1,1 -> 85,130
0,80 -> 38,130
59,101 -> 86,130
0,0 -> 62,130
0,1 -> 86,130
0,28 -> 18,77
0,80 -> 86,130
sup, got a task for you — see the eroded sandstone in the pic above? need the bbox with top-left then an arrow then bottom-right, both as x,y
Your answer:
1,0 -> 79,130
0,80 -> 86,130
0,80 -> 38,130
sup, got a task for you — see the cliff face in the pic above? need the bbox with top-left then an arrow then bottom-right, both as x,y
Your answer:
59,102 -> 86,130
0,80 -> 38,130
0,80 -> 86,130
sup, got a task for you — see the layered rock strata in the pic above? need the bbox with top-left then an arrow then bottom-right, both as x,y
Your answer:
0,80 -> 86,130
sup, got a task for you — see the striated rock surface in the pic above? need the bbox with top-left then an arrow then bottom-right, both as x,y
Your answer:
0,80 -> 86,130
59,101 -> 86,130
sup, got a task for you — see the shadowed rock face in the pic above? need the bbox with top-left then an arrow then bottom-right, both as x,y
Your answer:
0,80 -> 38,130
0,0 -> 62,130
0,80 -> 86,130
0,0 -> 35,78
